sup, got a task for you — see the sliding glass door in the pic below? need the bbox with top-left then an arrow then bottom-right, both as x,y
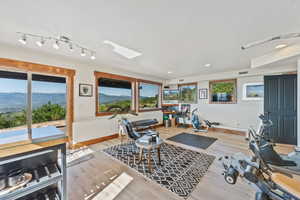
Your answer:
32,74 -> 67,140
0,70 -> 28,145
0,70 -> 68,147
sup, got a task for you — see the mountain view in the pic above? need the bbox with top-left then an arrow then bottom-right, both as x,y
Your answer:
99,93 -> 131,104
0,93 -> 137,113
0,92 -> 159,112
0,93 -> 66,113
0,91 -> 158,130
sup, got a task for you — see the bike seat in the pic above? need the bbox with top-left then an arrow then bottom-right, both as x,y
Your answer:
271,173 -> 300,198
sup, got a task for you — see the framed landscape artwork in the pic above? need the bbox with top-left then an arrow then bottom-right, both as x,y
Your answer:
242,82 -> 264,100
79,84 -> 93,97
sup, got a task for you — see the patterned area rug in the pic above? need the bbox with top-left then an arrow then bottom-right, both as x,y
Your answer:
103,141 -> 215,199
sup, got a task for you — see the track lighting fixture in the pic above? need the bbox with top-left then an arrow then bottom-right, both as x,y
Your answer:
80,48 -> 86,56
91,52 -> 96,60
53,40 -> 60,49
36,37 -> 45,47
241,32 -> 300,50
16,32 -> 96,60
18,34 -> 27,45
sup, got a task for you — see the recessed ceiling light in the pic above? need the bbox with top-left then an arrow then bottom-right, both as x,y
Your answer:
103,40 -> 142,59
204,63 -> 211,68
275,44 -> 287,49
167,71 -> 172,74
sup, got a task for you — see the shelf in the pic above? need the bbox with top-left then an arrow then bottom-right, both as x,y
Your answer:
20,187 -> 61,200
0,164 -> 62,200
162,104 -> 179,107
163,111 -> 177,114
0,137 -> 68,159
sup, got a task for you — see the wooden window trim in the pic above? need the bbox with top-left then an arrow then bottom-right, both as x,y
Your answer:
0,58 -> 75,146
178,82 -> 198,87
95,71 -> 137,117
137,80 -> 162,112
209,79 -> 237,104
94,72 -> 163,116
178,82 -> 198,103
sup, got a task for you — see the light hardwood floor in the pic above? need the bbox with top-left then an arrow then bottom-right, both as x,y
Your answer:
67,127 -> 294,200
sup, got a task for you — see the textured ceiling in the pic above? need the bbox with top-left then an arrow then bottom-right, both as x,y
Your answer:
1,0 -> 300,80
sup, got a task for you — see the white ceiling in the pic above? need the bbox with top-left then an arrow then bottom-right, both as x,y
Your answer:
1,0 -> 300,80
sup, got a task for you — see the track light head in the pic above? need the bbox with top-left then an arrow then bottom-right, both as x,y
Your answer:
18,34 -> 27,45
53,40 -> 60,49
81,48 -> 86,56
91,52 -> 96,60
36,37 -> 45,47
69,43 -> 74,51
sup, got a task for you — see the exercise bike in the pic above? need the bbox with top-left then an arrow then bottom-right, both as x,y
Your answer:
249,114 -> 300,175
220,128 -> 300,200
191,108 -> 220,132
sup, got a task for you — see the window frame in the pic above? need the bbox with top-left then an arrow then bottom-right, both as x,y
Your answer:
209,79 -> 237,104
0,58 -> 75,148
94,71 -> 137,117
137,79 -> 162,112
178,82 -> 198,104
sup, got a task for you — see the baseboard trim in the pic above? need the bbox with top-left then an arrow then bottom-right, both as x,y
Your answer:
209,127 -> 246,136
72,134 -> 119,149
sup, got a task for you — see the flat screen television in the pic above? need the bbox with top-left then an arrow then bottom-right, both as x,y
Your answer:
163,89 -> 179,101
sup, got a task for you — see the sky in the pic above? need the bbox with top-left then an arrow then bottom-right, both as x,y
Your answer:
0,79 -> 66,93
100,83 -> 159,97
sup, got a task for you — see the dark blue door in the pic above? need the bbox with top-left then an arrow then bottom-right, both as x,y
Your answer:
264,74 -> 297,145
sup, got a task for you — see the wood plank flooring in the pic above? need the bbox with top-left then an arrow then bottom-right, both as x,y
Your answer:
67,127 -> 295,200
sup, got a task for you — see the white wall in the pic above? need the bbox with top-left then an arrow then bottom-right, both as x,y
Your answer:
0,43 -> 163,144
194,76 -> 263,131
165,65 -> 297,131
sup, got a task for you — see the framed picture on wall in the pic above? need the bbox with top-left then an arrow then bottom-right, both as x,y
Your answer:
209,79 -> 237,104
79,84 -> 93,97
242,82 -> 264,100
199,88 -> 208,99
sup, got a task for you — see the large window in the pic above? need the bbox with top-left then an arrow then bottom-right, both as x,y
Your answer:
178,83 -> 197,103
32,74 -> 67,137
209,79 -> 237,104
95,72 -> 135,116
95,72 -> 163,116
0,71 -> 28,145
0,70 -> 68,147
138,82 -> 161,111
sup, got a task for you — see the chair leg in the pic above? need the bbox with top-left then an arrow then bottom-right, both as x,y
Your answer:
148,150 -> 152,173
157,147 -> 161,165
137,148 -> 143,164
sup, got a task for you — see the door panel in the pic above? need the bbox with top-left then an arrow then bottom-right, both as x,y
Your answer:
264,75 -> 297,145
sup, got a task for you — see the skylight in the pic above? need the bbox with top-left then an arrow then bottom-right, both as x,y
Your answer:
103,40 -> 142,59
